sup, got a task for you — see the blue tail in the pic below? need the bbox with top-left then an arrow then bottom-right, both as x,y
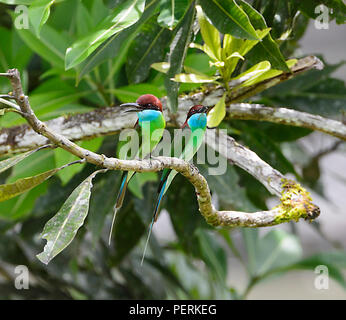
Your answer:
141,176 -> 168,265
116,171 -> 129,209
108,171 -> 129,245
141,218 -> 155,266
153,179 -> 167,222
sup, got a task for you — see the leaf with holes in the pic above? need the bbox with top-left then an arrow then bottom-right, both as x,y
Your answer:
37,169 -> 106,264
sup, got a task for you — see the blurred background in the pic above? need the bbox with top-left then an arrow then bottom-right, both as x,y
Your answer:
0,0 -> 345,300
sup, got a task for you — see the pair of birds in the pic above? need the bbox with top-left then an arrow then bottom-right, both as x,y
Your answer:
110,94 -> 211,264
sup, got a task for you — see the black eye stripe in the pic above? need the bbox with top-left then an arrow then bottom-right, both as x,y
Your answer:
140,103 -> 160,111
189,109 -> 203,117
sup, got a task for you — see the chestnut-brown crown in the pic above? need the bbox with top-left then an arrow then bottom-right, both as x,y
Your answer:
136,94 -> 163,112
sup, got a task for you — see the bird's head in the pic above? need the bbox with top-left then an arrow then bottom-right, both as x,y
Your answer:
181,105 -> 211,129
121,94 -> 163,113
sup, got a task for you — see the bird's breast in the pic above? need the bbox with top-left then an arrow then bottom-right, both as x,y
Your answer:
187,113 -> 207,130
138,110 -> 164,127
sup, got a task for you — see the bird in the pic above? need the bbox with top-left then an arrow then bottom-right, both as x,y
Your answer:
108,94 -> 166,245
141,104 -> 211,264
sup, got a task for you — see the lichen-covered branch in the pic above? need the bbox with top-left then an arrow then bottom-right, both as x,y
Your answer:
204,130 -> 320,225
0,68 -> 321,228
227,103 -> 346,140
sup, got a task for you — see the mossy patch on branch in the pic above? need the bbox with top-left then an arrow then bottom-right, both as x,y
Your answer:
273,179 -> 320,224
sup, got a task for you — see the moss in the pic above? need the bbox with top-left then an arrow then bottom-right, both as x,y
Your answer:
273,179 -> 319,224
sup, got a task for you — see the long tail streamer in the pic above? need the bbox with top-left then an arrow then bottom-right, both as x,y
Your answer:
141,179 -> 168,264
108,171 -> 128,245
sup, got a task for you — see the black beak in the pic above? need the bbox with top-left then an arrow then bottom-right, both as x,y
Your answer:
120,103 -> 143,113
204,106 -> 213,114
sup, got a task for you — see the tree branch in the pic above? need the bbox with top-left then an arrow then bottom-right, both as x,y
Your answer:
0,68 -> 321,228
0,57 -> 344,156
226,103 -> 346,141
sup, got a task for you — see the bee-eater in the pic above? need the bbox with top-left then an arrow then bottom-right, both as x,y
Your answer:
141,104 -> 210,264
109,94 -> 166,244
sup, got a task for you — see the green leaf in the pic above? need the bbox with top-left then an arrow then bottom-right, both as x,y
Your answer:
166,174 -> 206,255
237,0 -> 289,72
0,0 -> 33,3
0,27 -> 33,71
199,159 -> 257,211
145,257 -> 189,296
266,251 -> 346,289
2,79 -> 91,127
275,78 -> 346,119
55,137 -> 104,185
77,0 -> 159,82
172,73 -> 218,83
165,1 -> 195,112
65,0 -> 146,69
226,51 -> 244,61
238,122 -> 298,175
243,229 -> 302,277
196,5 -> 221,61
265,59 -> 345,96
157,0 -> 190,29
242,229 -> 259,274
0,168 -> 60,202
113,200 -> 146,264
128,172 -> 157,198
221,29 -> 270,79
36,169 -> 106,264
246,59 -> 297,86
126,21 -> 171,83
75,0 -> 94,37
14,23 -> 67,69
151,62 -> 171,73
263,60 -> 346,119
196,229 -> 228,282
0,147 -> 48,175
133,180 -> 158,225
7,148 -> 55,181
207,93 -> 226,127
230,60 -> 271,88
0,183 -> 48,220
292,0 -> 346,24
184,53 -> 217,76
199,0 -> 259,40
88,171 -> 121,244
28,0 -> 58,37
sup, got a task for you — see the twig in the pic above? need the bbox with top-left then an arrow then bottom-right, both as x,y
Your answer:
0,97 -> 21,111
